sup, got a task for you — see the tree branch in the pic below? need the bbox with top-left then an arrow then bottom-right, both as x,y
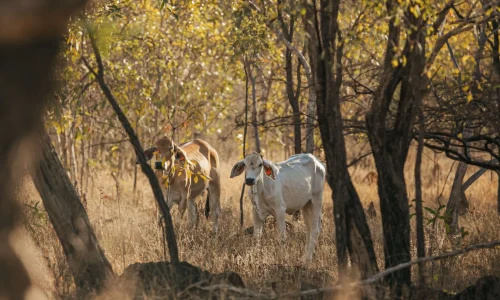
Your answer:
83,19 -> 179,264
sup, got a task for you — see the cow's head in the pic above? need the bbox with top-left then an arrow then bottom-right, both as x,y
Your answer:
135,136 -> 187,165
154,136 -> 187,162
230,152 -> 278,186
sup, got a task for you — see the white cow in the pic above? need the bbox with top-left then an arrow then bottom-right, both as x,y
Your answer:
230,152 -> 326,263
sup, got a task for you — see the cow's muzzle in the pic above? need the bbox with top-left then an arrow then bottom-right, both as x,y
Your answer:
245,178 -> 255,186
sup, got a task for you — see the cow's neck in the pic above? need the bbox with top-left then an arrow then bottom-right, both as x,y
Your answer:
250,175 -> 276,218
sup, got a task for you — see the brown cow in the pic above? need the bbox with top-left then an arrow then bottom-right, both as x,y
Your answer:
137,137 -> 221,233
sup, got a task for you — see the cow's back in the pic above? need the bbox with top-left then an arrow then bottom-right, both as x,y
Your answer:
275,153 -> 325,212
180,139 -> 219,169
278,153 -> 325,178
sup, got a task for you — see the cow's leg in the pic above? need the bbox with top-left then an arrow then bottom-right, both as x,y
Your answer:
301,202 -> 313,255
187,197 -> 198,229
275,200 -> 287,242
252,208 -> 264,240
208,169 -> 221,233
302,193 -> 323,264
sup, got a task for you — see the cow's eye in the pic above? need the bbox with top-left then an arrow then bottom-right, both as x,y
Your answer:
258,163 -> 263,167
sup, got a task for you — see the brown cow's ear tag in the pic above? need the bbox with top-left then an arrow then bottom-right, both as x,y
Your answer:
176,152 -> 185,161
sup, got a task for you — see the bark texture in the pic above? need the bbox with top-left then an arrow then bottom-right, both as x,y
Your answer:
366,0 -> 426,291
30,130 -> 114,296
310,0 -> 379,279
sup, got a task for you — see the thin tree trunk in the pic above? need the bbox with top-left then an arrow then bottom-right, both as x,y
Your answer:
497,170 -> 500,215
239,58 -> 250,227
445,162 -> 468,233
279,11 -> 302,155
415,110 -> 427,285
249,65 -> 261,153
70,128 -> 78,183
304,6 -> 317,154
85,132 -> 91,196
133,116 -> 140,193
85,22 -> 179,263
80,130 -> 85,195
59,130 -> 69,171
30,130 -> 114,296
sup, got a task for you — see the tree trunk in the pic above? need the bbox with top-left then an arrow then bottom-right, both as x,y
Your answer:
444,20 -> 487,234
281,18 -> 302,154
0,1 -> 86,298
60,130 -> 69,171
497,170 -> 500,215
311,0 -> 379,280
30,130 -> 114,296
366,0 -> 426,292
304,7 -> 317,155
415,110 -> 427,286
287,58 -> 302,154
249,65 -> 261,153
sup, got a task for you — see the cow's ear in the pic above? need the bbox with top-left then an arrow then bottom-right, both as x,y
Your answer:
174,147 -> 188,162
143,146 -> 156,162
263,160 -> 277,180
230,160 -> 245,178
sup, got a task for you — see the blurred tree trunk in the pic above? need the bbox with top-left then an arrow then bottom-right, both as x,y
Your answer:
0,1 -> 86,298
308,0 -> 379,280
30,129 -> 114,296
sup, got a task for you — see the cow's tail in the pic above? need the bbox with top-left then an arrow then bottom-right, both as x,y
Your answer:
204,191 -> 210,219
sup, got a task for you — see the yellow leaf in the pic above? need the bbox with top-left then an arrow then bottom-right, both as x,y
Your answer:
466,93 -> 473,102
457,133 -> 463,139
162,175 -> 167,179
391,59 -> 399,68
461,55 -> 472,65
165,181 -> 169,188
193,176 -> 198,184
178,171 -> 183,177
401,55 -> 407,67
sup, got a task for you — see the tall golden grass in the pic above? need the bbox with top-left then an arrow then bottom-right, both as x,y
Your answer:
14,141 -> 500,299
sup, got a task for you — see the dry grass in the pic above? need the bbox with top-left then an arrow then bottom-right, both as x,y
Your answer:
14,143 -> 500,299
